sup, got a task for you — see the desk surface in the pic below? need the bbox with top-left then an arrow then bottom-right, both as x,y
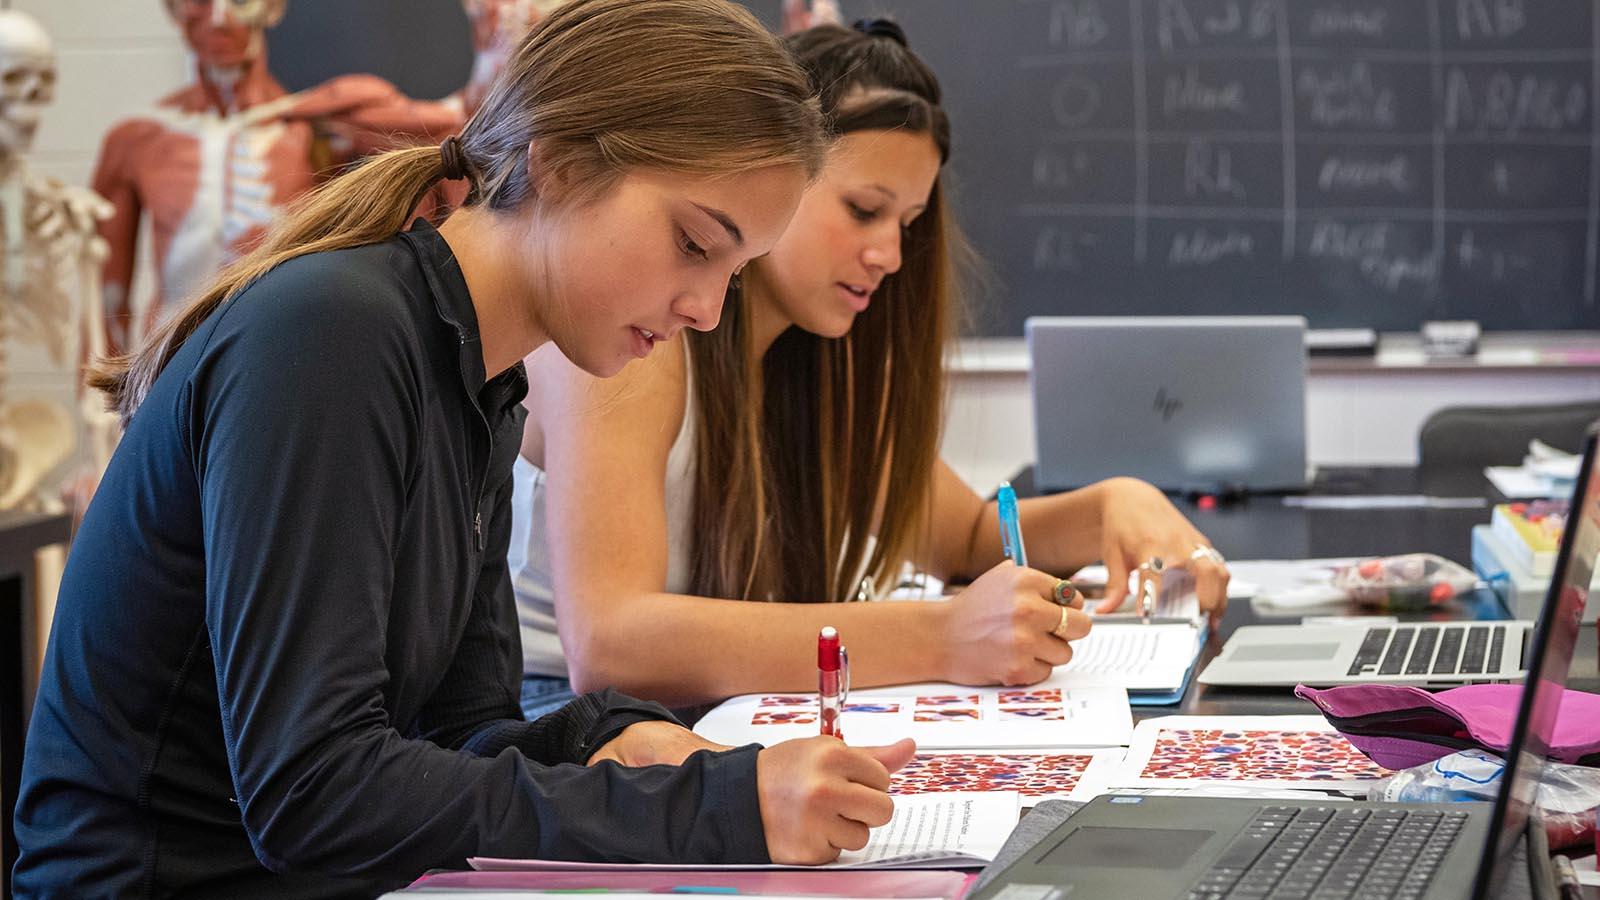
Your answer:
1008,464 -> 1600,720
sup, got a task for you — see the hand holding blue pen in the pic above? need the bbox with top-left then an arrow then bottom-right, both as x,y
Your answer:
997,482 -> 1081,616
997,482 -> 1028,568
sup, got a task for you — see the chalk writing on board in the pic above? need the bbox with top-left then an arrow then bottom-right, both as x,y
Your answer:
1169,227 -> 1256,265
987,0 -> 1598,329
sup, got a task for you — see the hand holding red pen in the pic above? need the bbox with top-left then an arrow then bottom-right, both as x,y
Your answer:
756,736 -> 917,865
818,626 -> 847,739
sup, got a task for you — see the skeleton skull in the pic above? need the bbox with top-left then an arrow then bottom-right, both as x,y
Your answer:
0,12 -> 55,160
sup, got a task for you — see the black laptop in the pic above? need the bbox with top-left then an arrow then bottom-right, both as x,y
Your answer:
971,428 -> 1599,900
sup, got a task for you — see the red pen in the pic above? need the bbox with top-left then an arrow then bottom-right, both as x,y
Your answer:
818,626 -> 849,740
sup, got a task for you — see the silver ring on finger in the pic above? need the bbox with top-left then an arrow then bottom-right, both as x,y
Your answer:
1190,544 -> 1225,566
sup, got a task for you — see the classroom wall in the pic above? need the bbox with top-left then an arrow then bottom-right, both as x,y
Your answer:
19,0 -> 187,192
19,5 -> 1600,497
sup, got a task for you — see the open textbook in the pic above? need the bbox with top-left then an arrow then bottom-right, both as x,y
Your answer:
1056,619 -> 1203,701
470,792 -> 1019,871
693,684 -> 1132,749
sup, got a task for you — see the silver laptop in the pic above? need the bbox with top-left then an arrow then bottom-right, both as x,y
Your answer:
1198,618 -> 1534,687
969,429 -> 1598,900
1028,316 -> 1309,491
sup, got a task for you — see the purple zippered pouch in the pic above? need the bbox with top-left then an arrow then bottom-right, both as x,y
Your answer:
1295,682 -> 1600,770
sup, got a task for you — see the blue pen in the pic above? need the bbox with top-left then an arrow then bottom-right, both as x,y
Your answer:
997,481 -> 1028,568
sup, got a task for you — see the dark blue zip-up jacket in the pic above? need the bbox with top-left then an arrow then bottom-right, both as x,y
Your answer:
13,222 -> 768,899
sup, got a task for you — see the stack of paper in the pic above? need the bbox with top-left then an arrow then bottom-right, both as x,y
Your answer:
1057,621 -> 1205,702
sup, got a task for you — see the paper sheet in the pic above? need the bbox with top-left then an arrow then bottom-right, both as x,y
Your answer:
1230,558 -> 1356,612
396,870 -> 970,899
1109,715 -> 1396,794
890,748 -> 1125,804
693,684 -> 1133,750
1567,854 -> 1600,887
1487,466 -> 1572,499
1051,622 -> 1201,692
390,894 -> 949,900
470,793 -> 1019,871
837,792 -> 1017,868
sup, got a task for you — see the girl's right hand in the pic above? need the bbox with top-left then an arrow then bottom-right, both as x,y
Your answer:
939,561 -> 1090,686
756,737 -> 916,865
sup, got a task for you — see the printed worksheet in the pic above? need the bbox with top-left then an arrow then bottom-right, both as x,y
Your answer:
1109,715 -> 1396,794
693,684 -> 1133,749
469,793 -> 1020,871
890,748 -> 1125,804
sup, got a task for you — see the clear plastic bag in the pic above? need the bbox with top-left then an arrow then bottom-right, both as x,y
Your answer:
1330,553 -> 1480,611
1369,749 -> 1600,849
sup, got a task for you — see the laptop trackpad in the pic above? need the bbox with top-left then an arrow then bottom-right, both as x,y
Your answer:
1039,827 -> 1212,869
1233,643 -> 1341,662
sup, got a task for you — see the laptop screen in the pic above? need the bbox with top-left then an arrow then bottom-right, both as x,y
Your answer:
1026,316 -> 1309,492
1473,428 -> 1599,899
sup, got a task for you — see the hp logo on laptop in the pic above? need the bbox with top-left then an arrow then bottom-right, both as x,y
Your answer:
1153,387 -> 1183,422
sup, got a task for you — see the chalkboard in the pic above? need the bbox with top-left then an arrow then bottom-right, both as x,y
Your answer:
268,0 -> 473,101
273,0 -> 1600,333
738,0 -> 1600,334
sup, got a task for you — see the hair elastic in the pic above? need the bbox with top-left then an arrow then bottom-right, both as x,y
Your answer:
439,136 -> 469,181
852,18 -> 907,47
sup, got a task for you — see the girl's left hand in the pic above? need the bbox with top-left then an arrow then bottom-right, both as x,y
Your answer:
1090,478 -> 1230,624
588,720 -> 733,768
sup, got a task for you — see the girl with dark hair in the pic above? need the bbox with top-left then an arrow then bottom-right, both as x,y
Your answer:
512,19 -> 1230,712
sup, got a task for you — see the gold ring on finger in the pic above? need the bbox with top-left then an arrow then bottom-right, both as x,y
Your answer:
1052,605 -> 1075,640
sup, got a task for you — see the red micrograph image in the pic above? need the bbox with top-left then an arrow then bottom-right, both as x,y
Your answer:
891,753 -> 1094,798
913,707 -> 981,722
1138,729 -> 1392,782
915,695 -> 982,706
758,696 -> 814,708
999,689 -> 1063,706
751,709 -> 818,726
997,706 -> 1065,721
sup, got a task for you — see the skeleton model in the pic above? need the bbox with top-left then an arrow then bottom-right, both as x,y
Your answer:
459,0 -> 569,115
94,0 -> 465,354
0,11 -> 116,513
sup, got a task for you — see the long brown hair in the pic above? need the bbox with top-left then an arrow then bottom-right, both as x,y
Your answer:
686,21 -> 961,604
90,0 -> 824,421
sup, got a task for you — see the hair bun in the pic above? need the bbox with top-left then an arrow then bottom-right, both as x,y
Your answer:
852,18 -> 908,47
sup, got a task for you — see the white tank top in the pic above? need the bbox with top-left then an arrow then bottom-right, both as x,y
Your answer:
509,359 -> 698,677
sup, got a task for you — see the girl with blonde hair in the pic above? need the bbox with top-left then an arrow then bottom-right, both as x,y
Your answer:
15,3 -> 913,896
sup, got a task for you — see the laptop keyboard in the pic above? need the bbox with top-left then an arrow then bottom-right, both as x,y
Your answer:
1183,806 -> 1470,900
1345,625 -> 1510,678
